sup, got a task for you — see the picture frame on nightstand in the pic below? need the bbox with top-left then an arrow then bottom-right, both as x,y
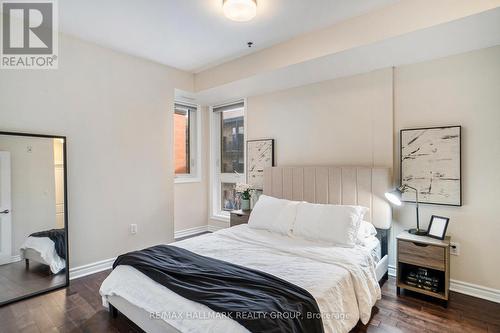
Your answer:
427,215 -> 450,240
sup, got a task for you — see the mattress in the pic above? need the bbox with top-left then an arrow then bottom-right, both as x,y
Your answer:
20,236 -> 66,273
100,225 -> 381,333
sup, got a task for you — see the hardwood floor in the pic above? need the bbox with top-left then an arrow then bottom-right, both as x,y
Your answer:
0,260 -> 66,305
0,271 -> 499,333
353,278 -> 500,333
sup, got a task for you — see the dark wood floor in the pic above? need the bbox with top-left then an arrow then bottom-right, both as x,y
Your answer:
0,260 -> 66,305
0,270 -> 499,333
353,278 -> 500,333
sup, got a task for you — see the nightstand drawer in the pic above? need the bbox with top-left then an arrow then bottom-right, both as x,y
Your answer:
398,240 -> 445,270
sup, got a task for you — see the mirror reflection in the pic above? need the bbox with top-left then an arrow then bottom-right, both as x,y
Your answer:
0,133 -> 68,305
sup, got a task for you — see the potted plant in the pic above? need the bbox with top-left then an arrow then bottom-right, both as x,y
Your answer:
235,183 -> 253,211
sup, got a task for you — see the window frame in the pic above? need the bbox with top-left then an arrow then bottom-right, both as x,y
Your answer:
174,101 -> 202,184
209,99 -> 247,221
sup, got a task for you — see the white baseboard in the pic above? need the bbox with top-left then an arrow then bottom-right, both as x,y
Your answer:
387,264 -> 500,303
69,257 -> 115,280
10,255 -> 22,263
174,226 -> 209,239
388,264 -> 396,277
70,227 -> 212,281
450,279 -> 500,304
207,224 -> 227,232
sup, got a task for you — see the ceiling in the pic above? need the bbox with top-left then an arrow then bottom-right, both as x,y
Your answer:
192,7 -> 500,104
59,0 -> 399,72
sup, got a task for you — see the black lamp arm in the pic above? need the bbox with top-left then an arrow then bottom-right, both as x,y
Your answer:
400,184 -> 420,230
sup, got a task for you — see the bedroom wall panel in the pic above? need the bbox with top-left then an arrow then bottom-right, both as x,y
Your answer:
0,33 -> 194,268
263,168 -> 273,198
315,168 -> 329,204
264,166 -> 391,229
341,168 -> 357,205
271,167 -> 284,198
303,168 -> 316,203
282,168 -> 294,200
328,168 -> 342,205
291,168 -> 304,201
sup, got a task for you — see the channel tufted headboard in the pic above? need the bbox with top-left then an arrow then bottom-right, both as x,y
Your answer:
263,166 -> 392,230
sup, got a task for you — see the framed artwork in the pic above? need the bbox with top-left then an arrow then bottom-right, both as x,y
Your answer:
400,126 -> 461,206
427,215 -> 450,240
247,139 -> 274,190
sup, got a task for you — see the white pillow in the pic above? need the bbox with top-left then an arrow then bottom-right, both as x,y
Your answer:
293,202 -> 368,247
248,195 -> 298,235
357,220 -> 377,239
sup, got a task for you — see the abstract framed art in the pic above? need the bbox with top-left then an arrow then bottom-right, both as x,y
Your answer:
400,125 -> 461,206
247,139 -> 275,190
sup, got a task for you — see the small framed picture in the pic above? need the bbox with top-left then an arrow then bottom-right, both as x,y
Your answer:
427,215 -> 450,240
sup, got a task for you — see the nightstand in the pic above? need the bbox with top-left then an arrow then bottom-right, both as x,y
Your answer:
229,210 -> 251,227
397,231 -> 450,307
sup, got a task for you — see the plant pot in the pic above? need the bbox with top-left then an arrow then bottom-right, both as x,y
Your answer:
241,199 -> 250,211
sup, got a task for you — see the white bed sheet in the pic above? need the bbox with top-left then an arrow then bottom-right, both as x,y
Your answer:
100,225 -> 381,333
362,236 -> 381,264
20,236 -> 66,274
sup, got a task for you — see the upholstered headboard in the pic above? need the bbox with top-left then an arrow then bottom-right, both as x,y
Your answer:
263,166 -> 392,229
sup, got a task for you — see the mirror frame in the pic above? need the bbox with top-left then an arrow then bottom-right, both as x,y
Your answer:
0,131 -> 69,307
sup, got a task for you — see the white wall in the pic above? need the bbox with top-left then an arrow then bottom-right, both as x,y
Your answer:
393,46 -> 500,290
0,33 -> 193,268
0,136 -> 57,256
174,107 -> 209,233
246,68 -> 393,167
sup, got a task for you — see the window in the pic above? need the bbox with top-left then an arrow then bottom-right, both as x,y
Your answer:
174,102 -> 200,182
221,109 -> 245,174
211,101 -> 245,218
174,107 -> 190,174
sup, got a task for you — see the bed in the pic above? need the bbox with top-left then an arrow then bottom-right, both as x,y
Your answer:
100,166 -> 392,333
20,229 -> 66,274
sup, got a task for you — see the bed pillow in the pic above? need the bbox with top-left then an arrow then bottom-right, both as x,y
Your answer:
293,202 -> 368,247
357,220 -> 377,239
248,195 -> 299,235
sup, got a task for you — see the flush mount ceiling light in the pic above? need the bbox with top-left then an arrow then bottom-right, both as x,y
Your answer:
223,0 -> 257,22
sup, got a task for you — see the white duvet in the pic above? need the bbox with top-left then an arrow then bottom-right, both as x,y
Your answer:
100,225 -> 381,333
20,236 -> 66,273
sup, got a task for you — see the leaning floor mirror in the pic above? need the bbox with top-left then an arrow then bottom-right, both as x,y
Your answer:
0,131 -> 69,306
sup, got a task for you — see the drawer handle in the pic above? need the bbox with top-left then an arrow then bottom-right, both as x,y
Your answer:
412,242 -> 428,247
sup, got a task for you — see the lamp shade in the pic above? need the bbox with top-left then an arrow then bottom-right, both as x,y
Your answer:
385,188 -> 403,206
